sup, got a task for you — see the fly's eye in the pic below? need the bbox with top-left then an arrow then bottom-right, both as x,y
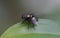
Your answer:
27,15 -> 30,17
27,14 -> 32,17
30,15 -> 32,17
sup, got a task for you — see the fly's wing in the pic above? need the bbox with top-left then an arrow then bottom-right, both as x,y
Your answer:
31,12 -> 50,19
31,17 -> 38,25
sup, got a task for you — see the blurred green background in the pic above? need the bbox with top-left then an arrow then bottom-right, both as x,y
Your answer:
0,0 -> 60,37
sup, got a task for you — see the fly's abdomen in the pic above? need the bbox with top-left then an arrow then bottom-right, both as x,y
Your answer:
31,17 -> 38,25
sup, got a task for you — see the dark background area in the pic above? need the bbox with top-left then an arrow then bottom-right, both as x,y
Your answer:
0,0 -> 21,36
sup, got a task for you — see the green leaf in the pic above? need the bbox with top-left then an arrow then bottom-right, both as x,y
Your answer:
1,19 -> 60,38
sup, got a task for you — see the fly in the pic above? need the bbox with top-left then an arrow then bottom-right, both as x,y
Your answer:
21,13 -> 38,29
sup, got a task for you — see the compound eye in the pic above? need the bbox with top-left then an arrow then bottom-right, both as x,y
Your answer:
30,15 -> 32,17
27,15 -> 30,17
27,14 -> 33,17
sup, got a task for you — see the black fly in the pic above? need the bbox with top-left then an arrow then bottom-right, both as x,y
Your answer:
21,13 -> 38,29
